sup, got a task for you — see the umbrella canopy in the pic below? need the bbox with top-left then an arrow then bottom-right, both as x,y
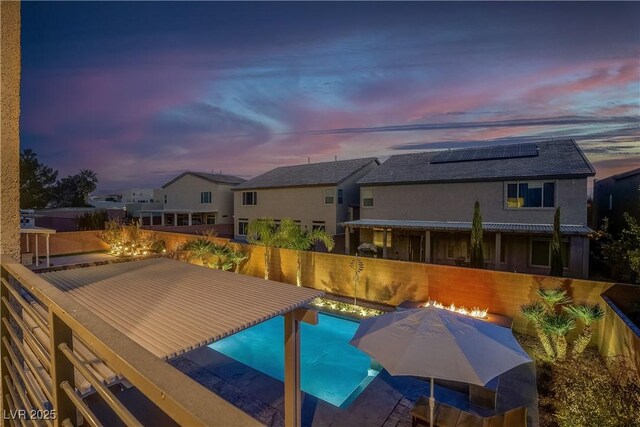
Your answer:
350,306 -> 532,386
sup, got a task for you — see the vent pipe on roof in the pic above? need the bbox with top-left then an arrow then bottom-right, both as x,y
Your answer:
335,155 -> 337,161
308,157 -> 310,164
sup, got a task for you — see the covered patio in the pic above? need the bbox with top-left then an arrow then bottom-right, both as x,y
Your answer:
20,225 -> 56,267
343,219 -> 591,278
138,209 -> 219,226
40,258 -> 323,426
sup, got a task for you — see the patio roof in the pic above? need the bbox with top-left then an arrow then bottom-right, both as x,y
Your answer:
342,219 -> 592,235
40,258 -> 322,360
20,225 -> 56,234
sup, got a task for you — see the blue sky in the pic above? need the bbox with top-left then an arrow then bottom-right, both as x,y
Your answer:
20,2 -> 640,192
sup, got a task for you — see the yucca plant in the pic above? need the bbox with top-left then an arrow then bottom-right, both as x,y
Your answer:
565,303 -> 605,356
542,314 -> 575,360
521,302 -> 555,359
226,246 -> 248,273
537,287 -> 570,314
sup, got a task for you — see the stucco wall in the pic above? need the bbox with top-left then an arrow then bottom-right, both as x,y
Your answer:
336,161 -> 379,233
361,178 -> 589,225
163,174 -> 236,224
233,186 -> 339,237
0,0 -> 21,259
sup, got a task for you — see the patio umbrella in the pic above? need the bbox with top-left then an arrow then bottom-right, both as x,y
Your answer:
349,306 -> 532,427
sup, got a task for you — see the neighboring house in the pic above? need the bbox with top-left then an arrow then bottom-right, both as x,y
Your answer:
122,188 -> 161,203
592,167 -> 640,234
232,158 -> 380,247
344,139 -> 595,278
139,172 -> 245,226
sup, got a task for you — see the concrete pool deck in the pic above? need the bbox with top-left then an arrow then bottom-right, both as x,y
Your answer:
171,346 -> 539,426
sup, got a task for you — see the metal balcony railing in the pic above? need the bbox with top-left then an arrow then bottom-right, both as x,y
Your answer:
0,255 -> 259,427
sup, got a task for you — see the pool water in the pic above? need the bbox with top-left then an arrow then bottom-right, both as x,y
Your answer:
209,313 -> 380,407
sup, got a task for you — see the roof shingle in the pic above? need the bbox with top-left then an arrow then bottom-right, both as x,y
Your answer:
234,157 -> 379,190
358,139 -> 595,186
162,171 -> 246,188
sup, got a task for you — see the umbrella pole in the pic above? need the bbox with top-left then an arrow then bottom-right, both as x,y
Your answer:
430,377 -> 435,427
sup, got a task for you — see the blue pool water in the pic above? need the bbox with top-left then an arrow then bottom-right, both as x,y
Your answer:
209,313 -> 380,407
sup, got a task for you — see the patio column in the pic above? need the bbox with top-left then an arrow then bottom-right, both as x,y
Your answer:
46,233 -> 50,267
344,226 -> 350,254
139,212 -> 143,225
284,311 -> 301,427
174,213 -> 178,226
382,229 -> 388,259
424,230 -> 431,263
495,232 -> 501,271
188,213 -> 192,226
161,213 -> 165,226
26,234 -> 30,252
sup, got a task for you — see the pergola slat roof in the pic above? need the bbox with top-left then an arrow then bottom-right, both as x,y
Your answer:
41,258 -> 322,360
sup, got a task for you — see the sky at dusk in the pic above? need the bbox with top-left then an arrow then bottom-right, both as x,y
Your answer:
21,2 -> 640,193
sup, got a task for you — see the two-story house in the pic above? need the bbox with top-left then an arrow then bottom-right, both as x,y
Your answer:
592,167 -> 640,234
343,139 -> 595,278
232,158 -> 379,249
139,172 -> 245,227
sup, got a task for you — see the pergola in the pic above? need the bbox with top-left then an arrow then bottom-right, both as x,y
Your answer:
41,258 -> 323,426
20,225 -> 56,267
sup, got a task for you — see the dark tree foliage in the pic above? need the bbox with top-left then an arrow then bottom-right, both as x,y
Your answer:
20,149 -> 58,209
76,211 -> 108,230
469,201 -> 484,268
550,207 -> 564,277
50,169 -> 98,207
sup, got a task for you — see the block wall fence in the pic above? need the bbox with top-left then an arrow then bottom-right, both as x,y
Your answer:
33,230 -> 639,369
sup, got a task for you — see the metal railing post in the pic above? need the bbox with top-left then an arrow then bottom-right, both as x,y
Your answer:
49,311 -> 76,426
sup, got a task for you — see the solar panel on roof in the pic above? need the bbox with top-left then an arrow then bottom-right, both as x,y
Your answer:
430,143 -> 538,164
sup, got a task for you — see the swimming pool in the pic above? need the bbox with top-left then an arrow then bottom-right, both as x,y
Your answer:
209,313 -> 380,407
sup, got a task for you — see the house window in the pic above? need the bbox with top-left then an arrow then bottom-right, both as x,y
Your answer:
446,239 -> 468,259
506,181 -> 555,208
238,219 -> 249,236
373,229 -> 392,247
362,189 -> 374,207
337,189 -> 343,204
324,189 -> 335,205
200,191 -> 212,204
163,194 -> 167,204
242,191 -> 257,206
312,221 -> 326,231
530,238 -> 570,268
205,214 -> 216,225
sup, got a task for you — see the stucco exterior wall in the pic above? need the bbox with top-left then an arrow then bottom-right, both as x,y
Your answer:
361,178 -> 589,225
233,186 -> 339,237
0,0 -> 21,259
336,161 -> 379,233
163,175 -> 236,224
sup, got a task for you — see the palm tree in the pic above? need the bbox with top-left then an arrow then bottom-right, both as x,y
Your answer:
469,201 -> 484,268
537,287 -> 570,314
565,303 -> 605,355
279,219 -> 334,286
180,234 -> 214,266
550,207 -> 564,277
521,302 -> 555,359
541,314 -> 575,360
247,218 -> 281,280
